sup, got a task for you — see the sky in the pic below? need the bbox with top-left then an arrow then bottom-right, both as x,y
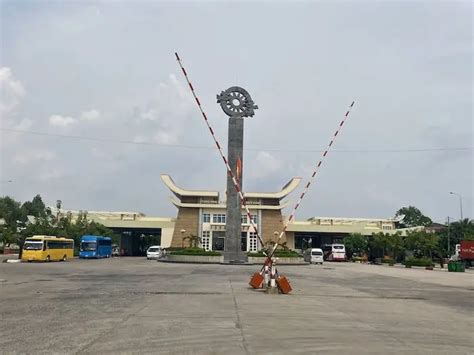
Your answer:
0,0 -> 472,223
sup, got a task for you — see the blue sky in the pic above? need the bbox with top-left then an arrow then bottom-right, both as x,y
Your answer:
1,0 -> 472,222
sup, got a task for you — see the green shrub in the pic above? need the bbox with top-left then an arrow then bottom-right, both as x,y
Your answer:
166,247 -> 184,252
169,247 -> 221,256
247,250 -> 301,258
351,256 -> 368,262
403,257 -> 434,267
381,257 -> 395,264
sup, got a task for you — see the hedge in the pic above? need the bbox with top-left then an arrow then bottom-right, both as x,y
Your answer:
247,250 -> 301,258
403,257 -> 434,268
169,247 -> 222,256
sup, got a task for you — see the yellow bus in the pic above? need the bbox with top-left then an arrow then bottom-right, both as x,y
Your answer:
21,235 -> 74,262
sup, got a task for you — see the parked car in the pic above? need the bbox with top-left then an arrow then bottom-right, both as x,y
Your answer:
146,246 -> 163,260
304,248 -> 324,264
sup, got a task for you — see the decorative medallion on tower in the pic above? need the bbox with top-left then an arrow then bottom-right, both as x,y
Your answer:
217,86 -> 258,118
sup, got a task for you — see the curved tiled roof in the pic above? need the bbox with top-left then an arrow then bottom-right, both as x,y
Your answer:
160,174 -> 219,199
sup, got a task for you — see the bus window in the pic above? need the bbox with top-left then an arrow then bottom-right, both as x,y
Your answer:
81,242 -> 96,251
23,241 -> 43,250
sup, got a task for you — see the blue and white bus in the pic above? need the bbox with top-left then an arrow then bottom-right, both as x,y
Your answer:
79,235 -> 112,258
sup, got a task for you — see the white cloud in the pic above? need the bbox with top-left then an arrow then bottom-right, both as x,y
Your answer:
14,150 -> 56,165
140,109 -> 157,121
134,73 -> 195,145
39,168 -> 64,181
247,151 -> 283,180
153,131 -> 179,145
13,118 -> 33,130
0,67 -> 25,118
80,109 -> 100,121
133,135 -> 147,143
49,114 -> 77,127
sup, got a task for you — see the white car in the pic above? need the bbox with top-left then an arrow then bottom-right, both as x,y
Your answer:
146,246 -> 163,260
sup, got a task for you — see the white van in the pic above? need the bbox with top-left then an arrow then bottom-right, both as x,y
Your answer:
304,248 -> 324,264
322,244 -> 347,261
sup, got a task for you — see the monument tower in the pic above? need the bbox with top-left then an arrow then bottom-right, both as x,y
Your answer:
216,87 -> 258,263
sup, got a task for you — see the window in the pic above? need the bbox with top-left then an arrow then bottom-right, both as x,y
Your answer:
241,214 -> 248,224
81,242 -> 96,251
249,232 -> 259,252
212,214 -> 226,223
47,241 -> 73,249
250,214 -> 258,224
23,242 -> 43,250
98,239 -> 112,246
202,231 -> 210,251
203,213 -> 211,223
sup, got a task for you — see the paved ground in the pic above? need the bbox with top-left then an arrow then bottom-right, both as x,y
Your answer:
0,258 -> 473,354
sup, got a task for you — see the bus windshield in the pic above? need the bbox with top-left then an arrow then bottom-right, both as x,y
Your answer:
23,242 -> 43,250
333,245 -> 344,250
81,242 -> 96,251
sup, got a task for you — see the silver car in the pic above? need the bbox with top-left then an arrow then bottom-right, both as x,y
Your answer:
146,246 -> 163,260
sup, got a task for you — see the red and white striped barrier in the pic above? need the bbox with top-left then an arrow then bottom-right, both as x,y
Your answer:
175,52 -> 266,252
264,101 -> 356,265
174,52 -> 356,294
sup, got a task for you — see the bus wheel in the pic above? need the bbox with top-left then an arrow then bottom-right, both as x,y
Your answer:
62,255 -> 67,261
46,256 -> 50,262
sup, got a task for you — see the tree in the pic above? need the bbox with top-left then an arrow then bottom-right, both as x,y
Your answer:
395,206 -> 432,228
1,195 -> 118,257
386,232 -> 404,260
438,219 -> 474,256
21,194 -> 50,219
370,232 -> 391,258
404,230 -> 439,259
344,233 -> 368,258
0,196 -> 27,250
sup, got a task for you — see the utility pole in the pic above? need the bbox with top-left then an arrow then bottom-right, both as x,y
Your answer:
449,192 -> 463,221
447,216 -> 451,254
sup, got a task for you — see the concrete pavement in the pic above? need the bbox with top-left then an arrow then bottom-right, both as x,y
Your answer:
0,258 -> 473,354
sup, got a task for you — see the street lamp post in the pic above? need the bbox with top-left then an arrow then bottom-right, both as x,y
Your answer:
449,192 -> 463,221
180,229 -> 186,248
446,216 -> 451,254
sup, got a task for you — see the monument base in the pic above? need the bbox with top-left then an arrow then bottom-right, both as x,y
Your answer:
223,251 -> 248,264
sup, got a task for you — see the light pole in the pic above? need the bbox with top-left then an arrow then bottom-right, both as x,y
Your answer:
449,192 -> 463,221
446,216 -> 451,254
56,200 -> 62,225
180,229 -> 186,248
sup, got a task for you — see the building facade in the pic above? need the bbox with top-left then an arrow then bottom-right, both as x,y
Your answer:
161,174 -> 302,251
52,175 -> 424,255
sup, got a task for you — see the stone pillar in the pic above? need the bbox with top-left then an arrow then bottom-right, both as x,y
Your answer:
216,86 -> 257,263
224,117 -> 246,263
